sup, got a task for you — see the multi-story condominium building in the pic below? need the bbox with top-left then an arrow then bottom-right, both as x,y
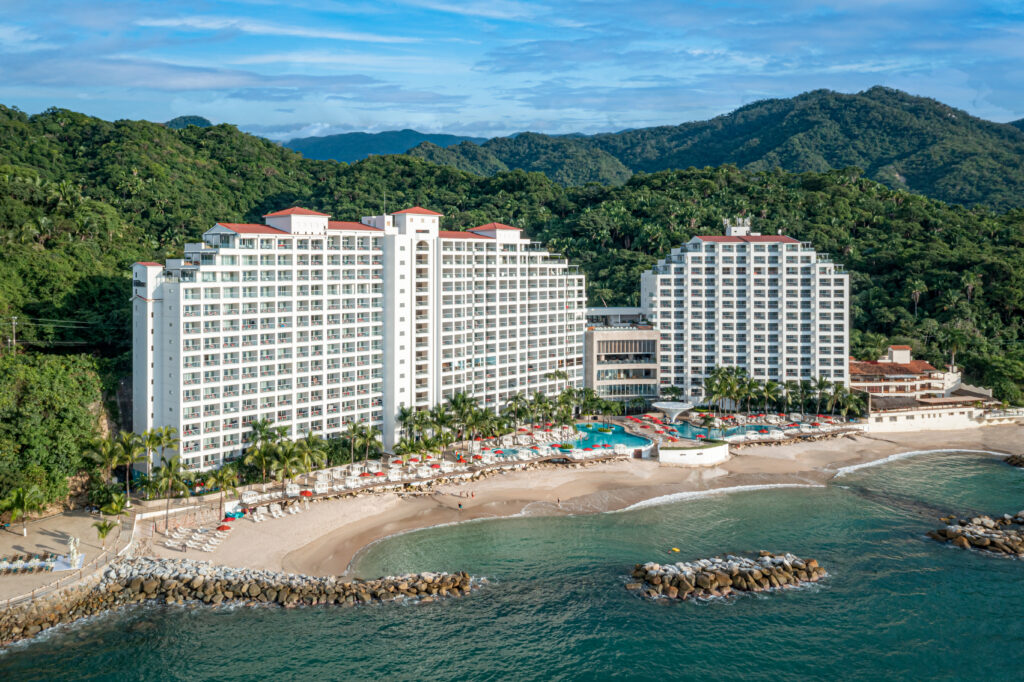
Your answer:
133,206 -> 586,471
583,307 -> 660,403
639,218 -> 849,402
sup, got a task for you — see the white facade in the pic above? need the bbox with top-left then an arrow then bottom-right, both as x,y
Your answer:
133,207 -> 585,471
640,218 -> 849,401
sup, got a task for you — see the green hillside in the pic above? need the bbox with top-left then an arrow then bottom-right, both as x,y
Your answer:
286,129 -> 486,163
2,104 -> 1024,502
407,87 -> 1024,210
164,115 -> 212,129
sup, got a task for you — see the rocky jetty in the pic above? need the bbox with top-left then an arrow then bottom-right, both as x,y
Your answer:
625,551 -> 827,600
927,511 -> 1024,557
1004,454 -> 1024,468
0,557 -> 481,647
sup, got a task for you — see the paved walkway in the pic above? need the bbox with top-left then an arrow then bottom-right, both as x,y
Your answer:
0,510 -> 131,604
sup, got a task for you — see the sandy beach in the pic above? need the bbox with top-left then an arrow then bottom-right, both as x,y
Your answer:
149,424 -> 1023,578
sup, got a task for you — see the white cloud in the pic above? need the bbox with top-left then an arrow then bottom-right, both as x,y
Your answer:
0,23 -> 57,52
135,16 -> 419,44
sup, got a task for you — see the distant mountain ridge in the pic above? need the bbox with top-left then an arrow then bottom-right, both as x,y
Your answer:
286,129 -> 486,163
408,87 -> 1024,208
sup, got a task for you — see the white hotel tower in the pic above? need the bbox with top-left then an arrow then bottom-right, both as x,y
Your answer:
133,207 -> 586,471
640,218 -> 849,401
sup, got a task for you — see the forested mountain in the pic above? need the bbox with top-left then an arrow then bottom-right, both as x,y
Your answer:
286,129 -> 485,163
164,115 -> 212,129
407,87 -> 1024,209
409,132 -> 633,186
2,104 -> 1024,503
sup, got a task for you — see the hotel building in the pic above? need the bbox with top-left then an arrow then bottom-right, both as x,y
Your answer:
583,307 -> 660,403
133,207 -> 586,471
639,218 -> 849,401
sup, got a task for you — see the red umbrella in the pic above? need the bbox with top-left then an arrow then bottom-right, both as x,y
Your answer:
424,454 -> 432,460
430,463 -> 441,469
409,457 -> 419,462
472,454 -> 483,460
392,460 -> 403,465
217,525 -> 232,531
759,429 -> 769,434
602,443 -> 611,448
457,457 -> 466,463
544,428 -> 552,432
545,422 -> 553,426
584,447 -> 593,451
531,446 -> 538,450
374,471 -> 386,477
474,437 -> 482,441
817,414 -> 825,418
519,428 -> 529,432
300,490 -> 313,497
222,517 -> 234,522
696,434 -> 706,439
482,447 -> 490,451
359,472 -> 372,477
495,450 -> 503,454
811,422 -> 821,427
778,413 -> 786,417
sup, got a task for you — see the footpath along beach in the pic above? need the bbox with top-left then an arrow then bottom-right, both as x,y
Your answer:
145,424 -> 1024,577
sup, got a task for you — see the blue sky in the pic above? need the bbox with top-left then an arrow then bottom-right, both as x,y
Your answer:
2,1 -> 1023,140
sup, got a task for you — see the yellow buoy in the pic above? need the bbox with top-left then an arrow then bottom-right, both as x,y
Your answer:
671,547 -> 680,552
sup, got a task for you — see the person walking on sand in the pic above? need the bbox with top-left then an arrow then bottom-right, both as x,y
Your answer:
458,503 -> 463,511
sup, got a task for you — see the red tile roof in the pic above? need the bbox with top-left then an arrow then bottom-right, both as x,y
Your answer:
262,207 -> 330,217
470,222 -> 521,232
849,359 -> 938,377
393,206 -> 443,216
696,235 -> 801,244
889,345 -> 912,350
217,222 -> 288,235
136,262 -> 162,266
438,230 -> 491,239
328,221 -> 383,232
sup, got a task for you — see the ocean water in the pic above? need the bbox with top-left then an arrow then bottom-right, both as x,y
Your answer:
2,451 -> 1023,681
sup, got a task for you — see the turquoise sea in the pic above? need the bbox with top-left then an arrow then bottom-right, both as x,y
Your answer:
2,451 -> 1023,681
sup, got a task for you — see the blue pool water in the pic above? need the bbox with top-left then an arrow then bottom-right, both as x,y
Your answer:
574,423 -> 652,449
670,421 -> 792,440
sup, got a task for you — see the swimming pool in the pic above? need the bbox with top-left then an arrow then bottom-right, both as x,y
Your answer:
574,423 -> 652,450
669,422 -> 792,440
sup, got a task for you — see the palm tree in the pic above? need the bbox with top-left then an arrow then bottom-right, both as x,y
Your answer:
206,467 -> 238,518
153,456 -> 189,532
761,380 -> 781,413
84,437 -> 118,485
295,433 -> 327,481
393,437 -> 418,464
961,271 -> 982,303
396,404 -> 417,442
782,381 -> 800,415
244,442 -> 274,487
139,428 -> 163,476
358,426 -> 382,463
812,376 -> 832,415
272,442 -> 301,492
505,393 -> 529,429
154,425 -> 180,474
343,422 -> 364,464
100,492 -> 129,525
907,279 -> 928,318
249,418 -> 277,450
939,325 -> 970,371
742,376 -> 760,414
93,520 -> 117,549
1,486 -> 45,536
114,431 -> 146,507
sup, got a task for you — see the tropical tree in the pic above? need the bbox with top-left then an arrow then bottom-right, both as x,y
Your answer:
154,425 -> 180,473
939,325 -> 970,370
0,486 -> 46,536
812,376 -> 832,415
243,442 -> 274,487
358,426 -> 382,463
343,421 -> 364,464
114,431 -> 146,507
100,492 -> 129,525
153,456 -> 189,532
907,279 -> 928,318
761,380 -> 781,412
84,437 -> 118,485
295,433 -> 327,481
961,271 -> 982,303
139,428 -> 163,476
206,466 -> 238,518
93,520 -> 117,549
272,441 -> 301,492
396,404 -> 417,441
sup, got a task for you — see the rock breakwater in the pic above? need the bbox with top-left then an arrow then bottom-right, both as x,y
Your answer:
625,551 -> 827,600
1,557 -> 481,647
927,511 -> 1024,557
1004,454 -> 1024,468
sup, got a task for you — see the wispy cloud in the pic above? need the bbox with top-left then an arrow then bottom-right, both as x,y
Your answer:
135,16 -> 419,43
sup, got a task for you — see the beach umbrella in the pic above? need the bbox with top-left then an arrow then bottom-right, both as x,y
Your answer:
472,454 -> 483,460
430,463 -> 441,469
300,490 -> 312,497
375,471 -> 386,477
409,457 -> 419,462
217,525 -> 232,531
531,446 -> 538,450
359,472 -> 372,477
495,450 -> 503,454
392,460 -> 403,466
457,457 -> 466,463
778,413 -> 786,416
811,422 -> 821,427
759,429 -> 769,434
222,517 -> 234,523
602,443 -> 611,448
545,428 -> 552,432
545,422 -> 553,426
696,434 -> 706,439
424,454 -> 432,460
474,437 -> 482,441
817,414 -> 825,418
584,447 -> 593,451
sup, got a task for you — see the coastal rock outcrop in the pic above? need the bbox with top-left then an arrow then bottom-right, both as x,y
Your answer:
1004,454 -> 1024,468
625,551 -> 827,601
927,512 -> 1024,557
0,557 -> 482,647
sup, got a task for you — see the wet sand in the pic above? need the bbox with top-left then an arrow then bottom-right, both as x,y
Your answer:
149,425 -> 1022,577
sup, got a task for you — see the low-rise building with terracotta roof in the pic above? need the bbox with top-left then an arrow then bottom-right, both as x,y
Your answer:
849,345 -> 960,399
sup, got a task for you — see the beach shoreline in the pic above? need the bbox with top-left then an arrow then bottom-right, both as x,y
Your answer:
148,424 -> 1022,578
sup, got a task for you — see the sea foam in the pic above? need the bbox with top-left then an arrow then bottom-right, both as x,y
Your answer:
833,449 -> 1008,478
616,483 -> 824,512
